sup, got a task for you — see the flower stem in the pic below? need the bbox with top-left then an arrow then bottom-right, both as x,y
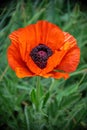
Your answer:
36,76 -> 40,111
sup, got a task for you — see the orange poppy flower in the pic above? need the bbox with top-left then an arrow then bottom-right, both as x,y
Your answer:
7,20 -> 80,79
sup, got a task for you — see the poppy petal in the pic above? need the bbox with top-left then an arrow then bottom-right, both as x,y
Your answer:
57,45 -> 80,72
9,30 -> 19,44
7,43 -> 33,76
63,32 -> 76,47
16,67 -> 34,78
40,71 -> 69,79
36,20 -> 64,50
51,71 -> 69,79
9,28 -> 30,61
7,43 -> 23,70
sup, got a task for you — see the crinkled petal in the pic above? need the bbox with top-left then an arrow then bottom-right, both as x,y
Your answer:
40,71 -> 69,79
9,28 -> 31,61
63,32 -> 77,47
16,67 -> 34,78
57,45 -> 80,72
7,43 -> 33,77
36,20 -> 64,50
55,32 -> 80,73
7,43 -> 23,70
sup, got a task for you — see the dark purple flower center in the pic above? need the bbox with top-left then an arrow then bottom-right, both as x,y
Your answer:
30,44 -> 53,69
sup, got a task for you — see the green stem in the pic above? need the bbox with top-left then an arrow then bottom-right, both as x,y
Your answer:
36,76 -> 40,111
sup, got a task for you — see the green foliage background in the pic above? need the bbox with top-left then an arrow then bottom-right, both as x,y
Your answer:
0,0 -> 87,130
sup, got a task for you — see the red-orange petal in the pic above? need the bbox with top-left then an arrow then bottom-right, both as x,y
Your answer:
7,43 -> 33,77
57,45 -> 80,73
35,20 -> 64,50
63,32 -> 76,47
55,31 -> 80,73
40,71 -> 69,79
16,67 -> 34,78
51,72 -> 69,79
7,43 -> 23,70
9,28 -> 31,61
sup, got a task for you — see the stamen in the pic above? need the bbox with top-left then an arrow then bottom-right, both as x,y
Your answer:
30,44 -> 53,69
